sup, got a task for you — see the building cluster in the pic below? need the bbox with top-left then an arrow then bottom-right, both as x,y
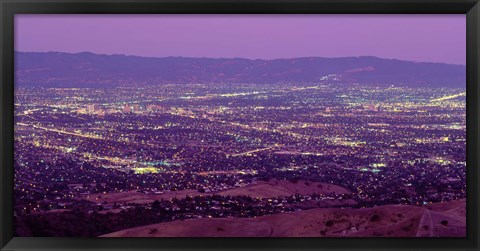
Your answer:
14,83 -> 466,236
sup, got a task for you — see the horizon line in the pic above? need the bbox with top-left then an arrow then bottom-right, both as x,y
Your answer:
15,50 -> 467,66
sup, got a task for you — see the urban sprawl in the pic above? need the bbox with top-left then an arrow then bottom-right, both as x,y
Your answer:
14,82 -> 466,236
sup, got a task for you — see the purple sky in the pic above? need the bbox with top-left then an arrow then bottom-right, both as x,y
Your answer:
15,14 -> 466,65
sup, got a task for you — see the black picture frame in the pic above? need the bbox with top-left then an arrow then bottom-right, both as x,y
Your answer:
1,0 -> 479,250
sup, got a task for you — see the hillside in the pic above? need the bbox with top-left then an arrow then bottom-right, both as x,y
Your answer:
101,199 -> 466,237
85,180 -> 351,205
16,51 -> 465,87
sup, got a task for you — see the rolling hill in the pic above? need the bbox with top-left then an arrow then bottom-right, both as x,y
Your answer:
16,51 -> 466,88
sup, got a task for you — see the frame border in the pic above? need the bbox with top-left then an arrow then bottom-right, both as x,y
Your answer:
1,0 -> 479,250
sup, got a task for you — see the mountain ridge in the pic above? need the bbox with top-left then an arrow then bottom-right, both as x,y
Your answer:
17,50 -> 467,66
15,51 -> 466,88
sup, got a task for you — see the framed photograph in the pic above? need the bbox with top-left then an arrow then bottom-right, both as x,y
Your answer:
1,0 -> 479,250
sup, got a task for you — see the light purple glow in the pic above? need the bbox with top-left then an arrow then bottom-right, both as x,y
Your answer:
15,14 -> 466,65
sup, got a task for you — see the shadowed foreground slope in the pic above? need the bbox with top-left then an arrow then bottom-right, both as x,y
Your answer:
102,199 -> 465,237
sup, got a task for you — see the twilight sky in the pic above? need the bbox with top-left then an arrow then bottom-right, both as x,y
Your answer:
15,14 -> 466,65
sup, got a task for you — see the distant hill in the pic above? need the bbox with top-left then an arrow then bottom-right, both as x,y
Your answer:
15,51 -> 466,88
84,180 -> 352,206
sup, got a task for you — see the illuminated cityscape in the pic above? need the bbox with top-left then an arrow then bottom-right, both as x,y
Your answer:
14,82 -> 466,237
13,14 -> 466,238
